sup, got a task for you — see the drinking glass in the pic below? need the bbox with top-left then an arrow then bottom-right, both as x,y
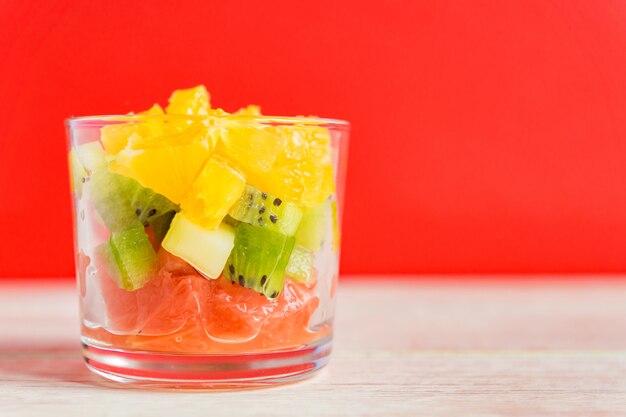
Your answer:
66,114 -> 349,388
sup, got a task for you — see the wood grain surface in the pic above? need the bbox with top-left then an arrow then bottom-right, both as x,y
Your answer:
1,278 -> 626,416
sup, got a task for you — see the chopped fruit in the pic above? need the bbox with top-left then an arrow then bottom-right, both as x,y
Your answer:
75,141 -> 108,172
234,105 -> 262,116
110,126 -> 214,203
156,247 -> 198,276
166,85 -> 211,116
71,85 -> 342,356
130,186 -> 178,227
139,103 -> 165,115
228,184 -> 302,235
123,122 -> 217,150
68,149 -> 87,198
162,212 -> 235,279
202,276 -> 276,342
101,123 -> 141,155
258,279 -> 321,345
215,123 -> 285,176
225,223 -> 295,298
246,124 -> 334,206
295,199 -> 329,250
96,226 -> 158,291
90,270 -> 324,351
88,169 -> 142,232
100,117 -> 173,155
286,246 -> 314,284
88,163 -> 177,233
181,158 -> 246,229
96,249 -> 207,335
255,160 -> 334,207
272,124 -> 332,166
100,109 -> 206,156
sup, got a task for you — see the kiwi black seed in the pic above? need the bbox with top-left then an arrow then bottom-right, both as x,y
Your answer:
89,168 -> 178,233
228,185 -> 303,236
130,186 -> 178,227
226,223 -> 295,298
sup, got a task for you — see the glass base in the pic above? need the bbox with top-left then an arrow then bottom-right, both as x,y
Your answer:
82,339 -> 332,389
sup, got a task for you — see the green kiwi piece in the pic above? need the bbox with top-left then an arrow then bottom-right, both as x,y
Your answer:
96,226 -> 157,291
228,185 -> 303,236
75,140 -> 178,232
225,223 -> 295,299
68,141 -> 107,198
88,167 -> 178,232
285,245 -> 314,284
89,168 -> 143,232
130,186 -> 178,227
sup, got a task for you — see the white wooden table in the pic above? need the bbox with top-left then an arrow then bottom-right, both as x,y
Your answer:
2,278 -> 626,416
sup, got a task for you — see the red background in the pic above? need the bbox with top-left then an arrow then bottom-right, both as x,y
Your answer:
2,1 -> 626,278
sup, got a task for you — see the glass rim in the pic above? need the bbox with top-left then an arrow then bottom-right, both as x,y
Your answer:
65,114 -> 350,129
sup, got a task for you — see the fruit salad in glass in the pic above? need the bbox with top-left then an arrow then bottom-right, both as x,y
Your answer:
66,86 -> 349,387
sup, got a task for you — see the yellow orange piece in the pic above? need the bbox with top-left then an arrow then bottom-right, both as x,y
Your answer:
166,85 -> 211,116
245,124 -> 334,206
100,104 -> 168,154
273,125 -> 332,165
101,122 -> 162,155
139,103 -> 165,115
124,122 -> 217,150
214,123 -> 285,176
110,126 -> 215,203
234,105 -> 262,116
181,158 -> 246,229
255,160 -> 334,207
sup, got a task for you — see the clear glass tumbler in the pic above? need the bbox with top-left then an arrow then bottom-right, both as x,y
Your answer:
66,114 -> 349,388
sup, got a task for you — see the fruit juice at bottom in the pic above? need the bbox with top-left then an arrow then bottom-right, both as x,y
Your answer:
70,86 -> 344,356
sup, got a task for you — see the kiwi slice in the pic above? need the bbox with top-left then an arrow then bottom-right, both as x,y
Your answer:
228,185 -> 303,236
130,186 -> 179,227
68,142 -> 108,198
295,200 -> 330,250
225,223 -> 295,298
285,245 -> 314,284
88,167 -> 178,232
75,140 -> 178,232
89,169 -> 143,232
96,226 -> 157,291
